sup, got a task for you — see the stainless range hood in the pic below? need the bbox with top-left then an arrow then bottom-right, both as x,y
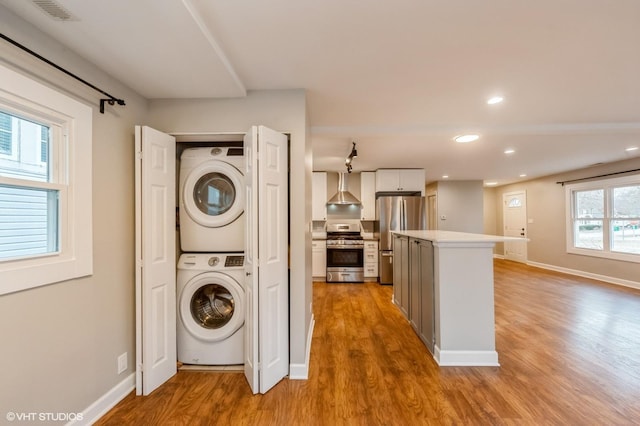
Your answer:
327,172 -> 361,206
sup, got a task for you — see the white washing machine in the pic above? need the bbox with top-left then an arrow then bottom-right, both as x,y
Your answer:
179,147 -> 245,252
177,253 -> 245,365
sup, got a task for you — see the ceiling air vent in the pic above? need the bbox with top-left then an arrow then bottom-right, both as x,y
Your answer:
31,0 -> 77,21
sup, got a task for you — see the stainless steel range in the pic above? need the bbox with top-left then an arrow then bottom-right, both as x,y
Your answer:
326,222 -> 364,283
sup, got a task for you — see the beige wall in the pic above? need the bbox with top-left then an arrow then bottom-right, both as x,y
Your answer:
435,180 -> 484,232
486,157 -> 640,285
0,6 -> 148,417
426,180 -> 484,232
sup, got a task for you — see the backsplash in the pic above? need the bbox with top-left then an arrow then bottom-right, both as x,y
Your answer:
326,204 -> 361,220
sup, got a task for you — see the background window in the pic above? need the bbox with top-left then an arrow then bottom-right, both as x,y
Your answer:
0,63 -> 93,295
566,176 -> 640,262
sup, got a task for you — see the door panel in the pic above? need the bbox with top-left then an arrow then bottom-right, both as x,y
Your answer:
135,126 -> 176,396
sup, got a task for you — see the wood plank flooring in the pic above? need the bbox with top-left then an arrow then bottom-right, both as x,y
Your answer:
96,259 -> 640,425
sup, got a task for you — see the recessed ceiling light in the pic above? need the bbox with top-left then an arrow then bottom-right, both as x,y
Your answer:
485,181 -> 498,186
442,175 -> 449,179
454,134 -> 479,143
519,174 -> 527,178
487,96 -> 504,105
626,146 -> 638,152
504,149 -> 515,154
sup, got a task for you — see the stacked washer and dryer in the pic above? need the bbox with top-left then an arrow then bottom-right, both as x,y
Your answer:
177,146 -> 246,366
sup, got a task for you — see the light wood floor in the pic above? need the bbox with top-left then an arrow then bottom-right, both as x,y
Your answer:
96,260 -> 640,425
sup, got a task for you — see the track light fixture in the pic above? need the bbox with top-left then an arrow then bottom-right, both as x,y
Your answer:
345,142 -> 358,173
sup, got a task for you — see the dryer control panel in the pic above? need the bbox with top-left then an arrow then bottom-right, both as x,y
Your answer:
225,255 -> 244,267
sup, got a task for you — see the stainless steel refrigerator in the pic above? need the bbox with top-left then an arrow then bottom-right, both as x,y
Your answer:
376,194 -> 426,284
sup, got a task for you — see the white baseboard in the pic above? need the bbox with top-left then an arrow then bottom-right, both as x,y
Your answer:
289,314 -> 315,380
434,346 -> 500,367
68,373 -> 135,426
527,260 -> 640,291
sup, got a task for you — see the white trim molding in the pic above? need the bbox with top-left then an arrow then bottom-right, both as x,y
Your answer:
434,347 -> 500,367
527,261 -> 640,291
69,373 -> 135,426
289,314 -> 314,380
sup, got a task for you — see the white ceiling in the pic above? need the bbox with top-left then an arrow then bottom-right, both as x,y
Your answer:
2,0 -> 639,185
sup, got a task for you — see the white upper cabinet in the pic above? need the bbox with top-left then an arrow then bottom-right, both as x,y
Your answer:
375,169 -> 425,194
360,171 -> 376,220
312,172 -> 327,220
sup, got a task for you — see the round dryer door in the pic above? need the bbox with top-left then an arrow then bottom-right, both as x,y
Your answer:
183,161 -> 244,228
179,272 -> 245,342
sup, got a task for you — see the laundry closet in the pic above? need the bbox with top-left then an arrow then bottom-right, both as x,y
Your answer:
175,134 -> 247,368
135,125 -> 289,396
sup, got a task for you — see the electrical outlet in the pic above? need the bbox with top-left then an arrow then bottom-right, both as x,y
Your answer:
117,352 -> 127,374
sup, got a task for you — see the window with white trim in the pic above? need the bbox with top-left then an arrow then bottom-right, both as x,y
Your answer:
566,174 -> 640,263
0,63 -> 93,295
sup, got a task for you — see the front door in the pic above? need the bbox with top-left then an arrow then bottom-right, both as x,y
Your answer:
244,125 -> 289,394
503,191 -> 528,263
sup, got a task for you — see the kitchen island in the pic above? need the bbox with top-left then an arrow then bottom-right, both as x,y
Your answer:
392,230 -> 527,367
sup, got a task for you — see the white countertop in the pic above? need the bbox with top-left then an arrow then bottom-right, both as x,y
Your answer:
392,230 -> 528,243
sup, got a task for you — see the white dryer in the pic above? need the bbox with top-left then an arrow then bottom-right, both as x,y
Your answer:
179,147 -> 245,252
177,253 -> 245,365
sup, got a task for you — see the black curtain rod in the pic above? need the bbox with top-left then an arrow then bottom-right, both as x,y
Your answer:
556,168 -> 640,186
1,32 -> 125,114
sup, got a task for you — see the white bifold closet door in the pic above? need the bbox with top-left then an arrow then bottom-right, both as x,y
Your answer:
135,125 -> 177,396
244,125 -> 289,394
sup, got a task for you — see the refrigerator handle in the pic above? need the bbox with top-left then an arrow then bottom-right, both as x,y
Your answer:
401,199 -> 407,230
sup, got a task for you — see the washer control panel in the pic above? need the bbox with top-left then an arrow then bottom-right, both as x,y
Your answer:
225,255 -> 244,267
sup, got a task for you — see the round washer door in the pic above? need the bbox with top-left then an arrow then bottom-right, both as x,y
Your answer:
183,161 -> 244,228
179,272 -> 245,342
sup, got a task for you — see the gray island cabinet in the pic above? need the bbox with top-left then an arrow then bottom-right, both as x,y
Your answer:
392,230 -> 526,367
